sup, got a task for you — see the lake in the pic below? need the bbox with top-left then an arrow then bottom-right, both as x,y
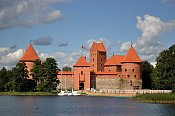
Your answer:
0,96 -> 175,116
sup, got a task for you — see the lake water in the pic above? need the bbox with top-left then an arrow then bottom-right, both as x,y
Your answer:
0,96 -> 175,116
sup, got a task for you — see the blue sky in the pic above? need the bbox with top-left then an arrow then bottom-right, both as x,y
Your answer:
0,0 -> 175,69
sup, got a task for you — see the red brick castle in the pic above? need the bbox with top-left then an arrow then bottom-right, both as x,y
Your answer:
57,42 -> 142,90
20,42 -> 142,91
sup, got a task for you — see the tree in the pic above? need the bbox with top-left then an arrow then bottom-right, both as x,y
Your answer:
0,67 -> 8,91
62,66 -> 72,72
13,62 -> 35,92
31,60 -> 45,91
42,58 -> 58,92
142,61 -> 154,89
152,44 -> 175,90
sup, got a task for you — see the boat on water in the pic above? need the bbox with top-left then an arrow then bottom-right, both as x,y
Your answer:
58,89 -> 81,96
58,90 -> 68,96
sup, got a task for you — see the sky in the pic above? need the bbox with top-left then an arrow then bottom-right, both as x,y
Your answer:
0,0 -> 175,69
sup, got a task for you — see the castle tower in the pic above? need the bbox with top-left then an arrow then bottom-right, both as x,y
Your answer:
90,42 -> 106,72
121,45 -> 142,89
19,43 -> 40,79
73,55 -> 90,90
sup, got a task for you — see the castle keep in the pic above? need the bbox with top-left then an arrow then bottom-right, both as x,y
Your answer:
57,42 -> 142,90
20,42 -> 142,90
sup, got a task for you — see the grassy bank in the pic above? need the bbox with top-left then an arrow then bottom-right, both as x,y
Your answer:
133,93 -> 175,104
0,92 -> 57,96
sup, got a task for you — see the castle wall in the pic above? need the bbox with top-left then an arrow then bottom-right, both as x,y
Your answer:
104,65 -> 122,72
91,74 -> 142,90
57,74 -> 74,90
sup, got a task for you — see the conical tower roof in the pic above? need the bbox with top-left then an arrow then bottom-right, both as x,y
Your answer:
73,55 -> 90,67
19,43 -> 40,62
122,45 -> 142,63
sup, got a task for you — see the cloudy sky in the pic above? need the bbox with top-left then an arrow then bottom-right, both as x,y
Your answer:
0,0 -> 175,69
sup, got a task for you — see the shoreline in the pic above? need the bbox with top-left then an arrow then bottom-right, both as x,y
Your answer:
133,98 -> 175,104
1,92 -> 175,104
0,92 -> 57,96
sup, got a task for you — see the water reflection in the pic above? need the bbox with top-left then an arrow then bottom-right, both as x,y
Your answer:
0,96 -> 175,116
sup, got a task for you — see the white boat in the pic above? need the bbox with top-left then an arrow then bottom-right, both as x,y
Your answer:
58,89 -> 81,96
58,90 -> 68,96
72,91 -> 81,96
69,89 -> 81,96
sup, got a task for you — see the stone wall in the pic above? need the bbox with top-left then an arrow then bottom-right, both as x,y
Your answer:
91,74 -> 142,90
57,75 -> 74,90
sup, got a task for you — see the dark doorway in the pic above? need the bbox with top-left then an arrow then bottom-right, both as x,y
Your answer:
79,82 -> 84,90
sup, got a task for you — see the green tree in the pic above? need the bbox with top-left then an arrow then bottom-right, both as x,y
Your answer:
31,60 -> 45,91
142,61 -> 154,89
152,44 -> 175,90
13,62 -> 35,92
4,70 -> 13,91
0,67 -> 8,91
62,66 -> 72,72
42,58 -> 58,92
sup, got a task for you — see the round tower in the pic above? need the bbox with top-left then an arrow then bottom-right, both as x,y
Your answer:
19,43 -> 40,79
121,45 -> 142,89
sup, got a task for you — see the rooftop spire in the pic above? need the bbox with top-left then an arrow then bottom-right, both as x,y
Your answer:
19,43 -> 40,62
122,45 -> 142,63
73,55 -> 90,67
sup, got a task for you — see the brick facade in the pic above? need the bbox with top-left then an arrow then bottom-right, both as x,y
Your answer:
57,42 -> 142,90
20,42 -> 142,91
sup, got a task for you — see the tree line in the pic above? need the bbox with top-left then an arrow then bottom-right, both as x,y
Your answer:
142,44 -> 175,90
0,57 -> 72,92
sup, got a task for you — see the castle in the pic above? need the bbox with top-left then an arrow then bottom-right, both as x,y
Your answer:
19,42 -> 142,91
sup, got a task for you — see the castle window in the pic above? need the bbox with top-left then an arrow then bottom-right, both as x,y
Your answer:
81,71 -> 83,75
125,69 -> 127,72
133,69 -> 135,72
127,75 -> 130,78
93,58 -> 94,61
101,59 -> 102,61
130,80 -> 133,86
134,75 -> 137,78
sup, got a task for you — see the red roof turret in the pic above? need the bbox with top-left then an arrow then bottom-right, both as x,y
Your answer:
19,43 -> 40,62
73,55 -> 90,67
122,45 -> 142,63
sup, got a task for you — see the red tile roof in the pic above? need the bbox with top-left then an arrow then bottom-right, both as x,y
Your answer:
90,42 -> 106,52
19,43 -> 40,61
105,55 -> 125,66
91,72 -> 118,75
73,55 -> 90,67
122,45 -> 142,63
57,71 -> 74,75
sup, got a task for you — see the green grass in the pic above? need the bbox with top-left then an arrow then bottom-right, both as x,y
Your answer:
0,92 -> 57,96
133,93 -> 175,104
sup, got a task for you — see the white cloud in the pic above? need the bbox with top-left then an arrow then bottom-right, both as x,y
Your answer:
0,0 -> 63,30
119,14 -> 175,62
0,48 -> 23,69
